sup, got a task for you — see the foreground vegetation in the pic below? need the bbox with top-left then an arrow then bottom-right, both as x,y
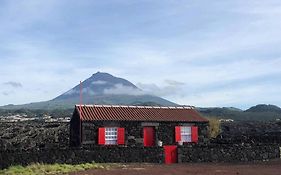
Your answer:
0,162 -> 110,175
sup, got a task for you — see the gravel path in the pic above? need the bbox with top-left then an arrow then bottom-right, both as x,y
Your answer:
69,159 -> 281,175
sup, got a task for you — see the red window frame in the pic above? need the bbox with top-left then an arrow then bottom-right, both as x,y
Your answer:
98,127 -> 125,145
175,125 -> 198,143
98,128 -> 105,145
117,128 -> 125,145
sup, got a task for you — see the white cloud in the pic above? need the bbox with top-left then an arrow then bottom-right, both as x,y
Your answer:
137,79 -> 185,98
91,80 -> 108,85
176,83 -> 281,109
2,91 -> 14,96
3,81 -> 22,88
103,84 -> 144,96
164,80 -> 185,86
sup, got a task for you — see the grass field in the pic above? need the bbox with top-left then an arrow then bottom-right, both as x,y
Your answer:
0,162 -> 110,175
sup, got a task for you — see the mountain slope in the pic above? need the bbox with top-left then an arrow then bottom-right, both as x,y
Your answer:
0,72 -> 177,110
53,72 -> 139,101
245,104 -> 281,113
197,104 -> 281,121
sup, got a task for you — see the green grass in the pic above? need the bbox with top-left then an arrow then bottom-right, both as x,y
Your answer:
0,162 -> 109,175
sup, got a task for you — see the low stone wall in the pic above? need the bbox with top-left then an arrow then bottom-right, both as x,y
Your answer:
178,144 -> 280,163
0,147 -> 164,169
1,144 -> 280,169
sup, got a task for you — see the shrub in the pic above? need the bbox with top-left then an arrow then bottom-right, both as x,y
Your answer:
207,117 -> 221,138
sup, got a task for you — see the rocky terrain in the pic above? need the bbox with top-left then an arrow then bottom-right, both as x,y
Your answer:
214,121 -> 281,144
0,121 -> 281,169
1,121 -> 281,151
0,122 -> 69,150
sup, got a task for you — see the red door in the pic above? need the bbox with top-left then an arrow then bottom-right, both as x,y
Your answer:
143,127 -> 155,147
164,145 -> 178,164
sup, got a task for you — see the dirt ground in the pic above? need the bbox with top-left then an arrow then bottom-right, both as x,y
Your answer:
69,159 -> 281,175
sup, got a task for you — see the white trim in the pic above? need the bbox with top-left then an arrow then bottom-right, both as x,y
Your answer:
75,104 -> 195,109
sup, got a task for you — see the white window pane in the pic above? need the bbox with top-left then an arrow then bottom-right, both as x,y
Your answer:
181,126 -> 191,142
181,126 -> 191,134
181,135 -> 191,142
105,127 -> 118,145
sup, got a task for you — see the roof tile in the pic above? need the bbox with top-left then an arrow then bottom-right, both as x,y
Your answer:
75,105 -> 208,122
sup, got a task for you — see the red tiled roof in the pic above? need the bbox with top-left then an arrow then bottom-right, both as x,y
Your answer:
75,105 -> 208,122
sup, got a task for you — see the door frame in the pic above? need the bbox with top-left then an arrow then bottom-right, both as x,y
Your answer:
164,145 -> 178,164
143,126 -> 155,147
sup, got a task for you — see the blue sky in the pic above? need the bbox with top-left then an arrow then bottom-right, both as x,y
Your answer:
1,0 -> 281,109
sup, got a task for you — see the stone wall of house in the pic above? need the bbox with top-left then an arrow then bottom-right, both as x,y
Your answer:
178,144 -> 280,163
80,121 -> 209,146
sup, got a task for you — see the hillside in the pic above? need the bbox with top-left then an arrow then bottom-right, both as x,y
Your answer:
0,72 -> 177,110
198,104 -> 281,121
245,104 -> 281,113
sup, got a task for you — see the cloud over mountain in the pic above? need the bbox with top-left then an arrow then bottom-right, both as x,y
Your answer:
103,84 -> 144,96
3,82 -> 22,88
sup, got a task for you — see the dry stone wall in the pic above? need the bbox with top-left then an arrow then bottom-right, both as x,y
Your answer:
178,144 -> 280,163
0,122 -> 69,150
0,147 -> 164,169
1,121 -> 281,169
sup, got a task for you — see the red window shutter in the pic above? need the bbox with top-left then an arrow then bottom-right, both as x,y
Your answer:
98,127 -> 105,145
175,126 -> 181,142
117,128 -> 125,145
191,126 -> 198,143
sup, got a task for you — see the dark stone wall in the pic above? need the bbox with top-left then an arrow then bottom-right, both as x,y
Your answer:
1,144 -> 280,169
79,121 -> 209,147
157,122 -> 176,145
196,123 -> 209,144
178,144 -> 281,163
70,110 -> 81,147
0,122 -> 69,150
0,147 -> 164,169
81,122 -> 96,144
2,121 -> 281,169
213,121 -> 281,144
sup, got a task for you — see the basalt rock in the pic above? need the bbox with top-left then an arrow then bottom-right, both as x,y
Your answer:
1,121 -> 281,169
212,121 -> 281,144
0,122 -> 69,150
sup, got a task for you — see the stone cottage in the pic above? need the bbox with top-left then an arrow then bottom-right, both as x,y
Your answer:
70,105 -> 209,163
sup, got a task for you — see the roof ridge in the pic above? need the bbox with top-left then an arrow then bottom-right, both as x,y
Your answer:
75,104 -> 195,109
